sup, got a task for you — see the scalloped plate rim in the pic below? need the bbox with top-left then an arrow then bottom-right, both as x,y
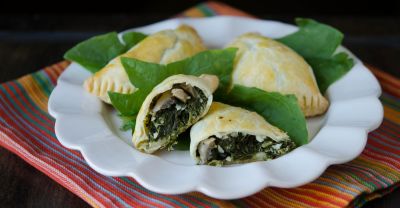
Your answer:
48,16 -> 383,199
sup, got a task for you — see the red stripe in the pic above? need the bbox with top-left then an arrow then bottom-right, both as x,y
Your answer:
0,95 -> 159,207
362,150 -> 400,170
339,163 -> 384,189
281,186 -> 346,207
7,82 -> 54,126
1,119 -> 146,207
272,189 -> 325,207
367,138 -> 400,156
378,121 -> 400,135
42,66 -> 59,86
369,132 -> 400,152
303,182 -> 354,201
370,131 -> 399,147
113,177 -> 174,208
0,128 -> 109,207
0,84 -> 80,159
245,193 -> 279,208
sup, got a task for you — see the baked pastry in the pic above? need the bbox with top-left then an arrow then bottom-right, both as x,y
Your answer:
84,25 -> 207,103
190,102 -> 295,166
227,33 -> 329,117
133,74 -> 218,153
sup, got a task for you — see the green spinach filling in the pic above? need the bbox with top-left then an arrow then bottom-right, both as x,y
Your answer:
197,133 -> 296,165
146,84 -> 207,148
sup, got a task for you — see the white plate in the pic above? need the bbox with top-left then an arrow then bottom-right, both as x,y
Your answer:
48,16 -> 383,199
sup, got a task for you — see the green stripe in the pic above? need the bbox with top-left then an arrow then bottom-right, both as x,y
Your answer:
196,4 -> 216,17
380,96 -> 400,111
31,71 -> 52,96
0,83 -> 55,133
120,177 -> 189,208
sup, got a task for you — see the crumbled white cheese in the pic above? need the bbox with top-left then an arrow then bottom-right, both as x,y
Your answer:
217,145 -> 224,153
272,143 -> 282,150
255,135 -> 265,142
214,133 -> 223,138
254,152 -> 267,160
230,132 -> 238,137
153,132 -> 158,139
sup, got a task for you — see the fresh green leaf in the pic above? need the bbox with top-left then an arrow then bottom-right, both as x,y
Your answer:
108,90 -> 147,116
167,48 -> 238,96
307,52 -> 354,92
64,32 -> 127,73
278,18 -> 343,58
64,31 -> 147,73
223,85 -> 308,146
122,31 -> 147,49
114,48 -> 237,117
277,18 -> 354,92
120,115 -> 137,132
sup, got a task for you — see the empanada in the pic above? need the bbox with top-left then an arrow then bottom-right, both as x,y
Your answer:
190,102 -> 295,166
133,74 -> 218,153
227,33 -> 329,117
84,25 -> 207,103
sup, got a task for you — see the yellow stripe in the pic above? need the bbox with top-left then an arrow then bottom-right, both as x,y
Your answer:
306,182 -> 353,200
188,192 -> 236,207
296,187 -> 348,204
182,8 -> 207,17
384,105 -> 400,123
260,189 -> 308,208
318,170 -> 363,194
317,175 -> 367,193
18,76 -> 49,112
354,157 -> 400,181
280,189 -> 341,208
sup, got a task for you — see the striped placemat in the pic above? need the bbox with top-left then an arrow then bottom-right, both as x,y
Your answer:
1,2 -> 399,208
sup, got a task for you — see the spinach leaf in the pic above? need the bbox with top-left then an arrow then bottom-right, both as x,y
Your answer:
112,48 -> 237,116
122,31 -> 148,49
223,85 -> 308,146
277,18 -> 354,92
109,48 -> 237,132
108,91 -> 147,116
120,115 -> 137,132
64,31 -> 147,73
307,52 -> 354,92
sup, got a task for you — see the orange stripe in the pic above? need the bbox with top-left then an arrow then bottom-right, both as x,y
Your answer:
278,189 -> 342,208
181,8 -> 207,17
187,193 -> 236,207
206,1 -> 255,18
305,182 -> 354,201
368,66 -> 400,97
355,157 -> 399,182
296,186 -> 349,204
261,189 -> 310,208
368,66 -> 400,88
17,76 -> 49,112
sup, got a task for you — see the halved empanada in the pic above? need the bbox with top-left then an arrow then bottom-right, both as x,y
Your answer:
226,33 -> 329,117
133,74 -> 218,153
190,102 -> 295,166
84,25 -> 207,103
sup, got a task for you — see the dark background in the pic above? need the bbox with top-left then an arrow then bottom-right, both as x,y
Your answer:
0,0 -> 399,207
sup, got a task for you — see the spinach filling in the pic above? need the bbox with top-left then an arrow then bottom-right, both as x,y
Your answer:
146,83 -> 207,149
197,133 -> 296,165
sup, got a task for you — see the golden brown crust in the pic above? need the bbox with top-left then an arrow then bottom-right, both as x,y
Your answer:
227,33 -> 329,117
133,74 -> 214,153
83,25 -> 207,103
190,102 -> 289,162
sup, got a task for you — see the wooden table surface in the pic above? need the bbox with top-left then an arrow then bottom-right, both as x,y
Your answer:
0,12 -> 399,207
